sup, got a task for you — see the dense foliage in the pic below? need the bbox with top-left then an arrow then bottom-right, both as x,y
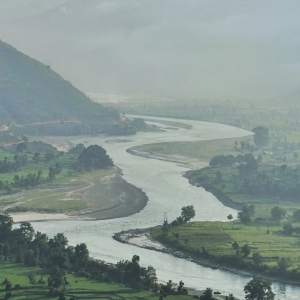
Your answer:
0,214 -> 157,293
0,143 -> 113,197
77,145 -> 113,170
191,153 -> 300,202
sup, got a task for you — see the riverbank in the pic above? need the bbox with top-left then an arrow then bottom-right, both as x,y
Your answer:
126,148 -> 208,170
9,174 -> 148,223
113,227 -> 300,289
114,228 -> 241,299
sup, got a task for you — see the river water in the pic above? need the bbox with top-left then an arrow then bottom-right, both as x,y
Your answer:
32,116 -> 299,299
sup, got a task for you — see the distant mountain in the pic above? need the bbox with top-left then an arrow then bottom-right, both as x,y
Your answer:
0,0 -> 299,99
0,39 -> 120,134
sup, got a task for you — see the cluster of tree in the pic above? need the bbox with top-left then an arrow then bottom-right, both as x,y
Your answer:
0,214 -> 157,296
209,155 -> 236,167
235,164 -> 300,201
244,278 -> 274,300
48,163 -> 62,181
0,154 -> 28,173
67,143 -> 86,156
158,280 -> 188,299
252,126 -> 270,148
0,143 -> 114,196
73,145 -> 113,171
202,158 -> 300,203
116,255 -> 157,289
167,278 -> 275,300
282,223 -> 300,236
162,206 -> 196,234
237,204 -> 255,225
0,163 -> 62,193
32,152 -> 57,163
209,153 -> 259,172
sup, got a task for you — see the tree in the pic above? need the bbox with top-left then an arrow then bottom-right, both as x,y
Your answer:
200,287 -> 214,300
238,204 -> 255,225
232,241 -> 239,256
252,126 -> 269,147
227,214 -> 233,222
78,145 -> 113,170
181,205 -> 195,223
252,252 -> 263,266
241,244 -> 251,258
68,143 -> 86,156
277,257 -> 289,273
75,243 -> 89,268
244,278 -> 275,300
0,215 -> 13,241
271,206 -> 286,223
48,266 -> 65,291
49,233 -> 68,249
282,223 -> 294,235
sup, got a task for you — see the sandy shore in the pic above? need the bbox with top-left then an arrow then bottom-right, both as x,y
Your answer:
11,212 -> 74,223
127,148 -> 208,170
8,174 -> 148,223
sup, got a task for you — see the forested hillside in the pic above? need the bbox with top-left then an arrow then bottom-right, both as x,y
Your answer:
0,39 -> 120,131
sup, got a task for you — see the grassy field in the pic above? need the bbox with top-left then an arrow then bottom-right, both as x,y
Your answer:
0,150 -> 73,185
131,136 -> 254,163
150,220 -> 300,272
0,261 -> 193,300
1,167 -> 119,214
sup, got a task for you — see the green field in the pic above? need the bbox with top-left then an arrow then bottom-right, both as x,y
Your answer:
0,262 -> 195,300
131,136 -> 254,163
150,220 -> 300,273
1,167 -> 119,214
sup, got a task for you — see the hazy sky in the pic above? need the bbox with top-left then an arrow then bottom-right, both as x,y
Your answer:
0,0 -> 299,100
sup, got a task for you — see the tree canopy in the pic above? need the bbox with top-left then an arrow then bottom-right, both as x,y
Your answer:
181,205 -> 196,223
252,126 -> 269,147
244,278 -> 275,300
78,145 -> 113,169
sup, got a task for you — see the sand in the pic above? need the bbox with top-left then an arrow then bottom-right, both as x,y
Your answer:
9,174 -> 148,223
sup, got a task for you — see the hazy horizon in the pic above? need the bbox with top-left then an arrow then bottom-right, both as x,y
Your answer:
0,0 -> 299,100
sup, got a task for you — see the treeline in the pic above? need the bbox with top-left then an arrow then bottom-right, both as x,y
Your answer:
10,118 -> 147,137
209,153 -> 259,171
231,163 -> 300,201
203,153 -> 300,202
70,144 -> 113,172
0,154 -> 28,173
0,214 -> 157,296
0,143 -> 113,195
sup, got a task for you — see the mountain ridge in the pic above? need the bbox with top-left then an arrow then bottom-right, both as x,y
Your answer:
0,39 -> 120,130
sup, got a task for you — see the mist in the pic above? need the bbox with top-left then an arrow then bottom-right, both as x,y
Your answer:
0,0 -> 299,100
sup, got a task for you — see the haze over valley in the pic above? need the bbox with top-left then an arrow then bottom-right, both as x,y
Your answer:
1,2 -> 300,300
0,0 -> 300,100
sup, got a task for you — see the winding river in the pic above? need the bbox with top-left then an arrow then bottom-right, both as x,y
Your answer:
32,116 -> 300,299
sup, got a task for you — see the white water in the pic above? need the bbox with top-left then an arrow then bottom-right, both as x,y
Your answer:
32,116 -> 300,299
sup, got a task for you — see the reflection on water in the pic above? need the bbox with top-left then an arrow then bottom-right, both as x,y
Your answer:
32,116 -> 300,299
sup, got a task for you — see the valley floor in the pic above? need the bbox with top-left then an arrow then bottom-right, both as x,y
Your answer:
3,172 -> 147,223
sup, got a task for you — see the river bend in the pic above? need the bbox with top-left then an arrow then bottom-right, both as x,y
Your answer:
32,116 -> 299,299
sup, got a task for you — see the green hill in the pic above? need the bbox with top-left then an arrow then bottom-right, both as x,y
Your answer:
0,39 -> 120,134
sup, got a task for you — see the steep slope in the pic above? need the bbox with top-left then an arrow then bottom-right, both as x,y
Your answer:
0,39 -> 120,128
